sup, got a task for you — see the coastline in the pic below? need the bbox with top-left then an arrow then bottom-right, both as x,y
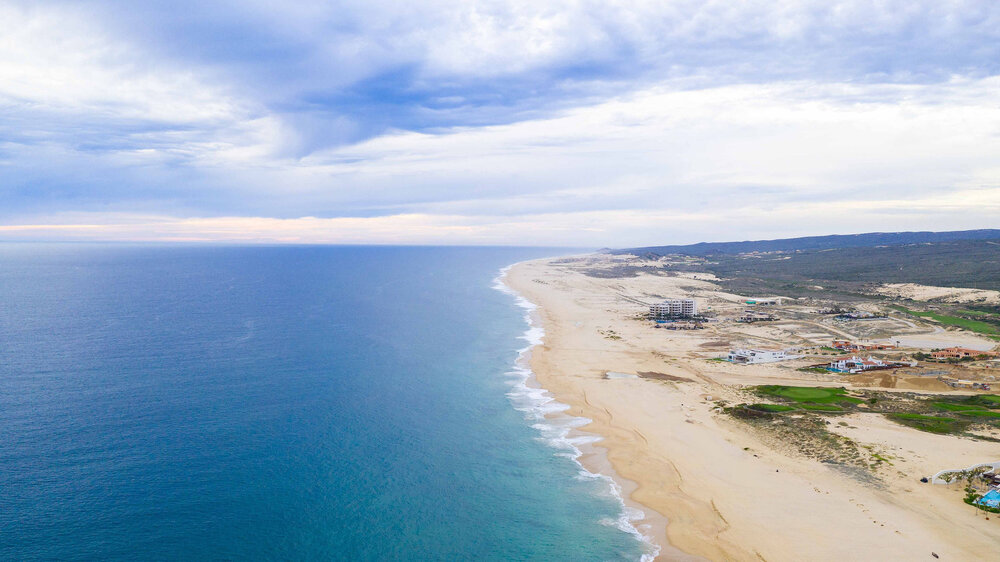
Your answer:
493,266 -> 666,562
500,255 -> 1000,561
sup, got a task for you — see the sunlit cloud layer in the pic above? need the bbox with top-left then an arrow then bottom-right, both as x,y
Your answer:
2,1 -> 999,245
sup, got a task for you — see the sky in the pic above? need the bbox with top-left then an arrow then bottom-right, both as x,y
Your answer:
2,0 -> 999,246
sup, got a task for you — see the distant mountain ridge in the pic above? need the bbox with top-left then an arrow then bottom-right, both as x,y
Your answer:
617,229 -> 1000,257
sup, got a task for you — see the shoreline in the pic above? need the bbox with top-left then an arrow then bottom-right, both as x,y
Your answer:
493,266 -> 666,561
500,255 -> 1000,561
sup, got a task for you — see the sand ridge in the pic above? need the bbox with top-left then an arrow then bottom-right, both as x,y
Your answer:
871,283 -> 1000,305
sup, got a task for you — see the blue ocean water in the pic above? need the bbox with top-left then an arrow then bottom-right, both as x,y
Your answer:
0,245 -> 653,561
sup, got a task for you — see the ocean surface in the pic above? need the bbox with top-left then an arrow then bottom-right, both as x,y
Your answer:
0,245 -> 654,561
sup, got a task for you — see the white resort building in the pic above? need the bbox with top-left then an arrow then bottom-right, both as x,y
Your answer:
650,298 -> 698,318
829,356 -> 886,373
727,348 -> 799,364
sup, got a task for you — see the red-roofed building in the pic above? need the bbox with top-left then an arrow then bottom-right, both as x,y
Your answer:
930,347 -> 999,359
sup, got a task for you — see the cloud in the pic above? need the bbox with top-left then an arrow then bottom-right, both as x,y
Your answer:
5,77 -> 1000,239
2,1 -> 1000,244
0,4 -> 248,132
266,77 -> 1000,216
5,182 -> 999,246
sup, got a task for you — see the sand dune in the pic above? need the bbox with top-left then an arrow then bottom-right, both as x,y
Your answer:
872,283 -> 1000,305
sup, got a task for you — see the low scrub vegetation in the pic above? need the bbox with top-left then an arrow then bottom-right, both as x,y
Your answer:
890,305 -> 1000,336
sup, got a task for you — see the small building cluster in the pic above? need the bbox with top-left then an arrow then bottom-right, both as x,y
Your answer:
983,471 -> 1000,487
938,375 -> 992,390
831,340 -> 896,352
930,347 -> 999,360
744,298 -> 782,306
828,356 -> 887,373
817,307 -> 849,315
649,298 -> 698,318
835,311 -> 885,320
727,348 -> 799,364
737,310 -> 778,323
825,356 -> 911,373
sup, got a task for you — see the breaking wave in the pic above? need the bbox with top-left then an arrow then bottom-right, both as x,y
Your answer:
493,265 -> 660,562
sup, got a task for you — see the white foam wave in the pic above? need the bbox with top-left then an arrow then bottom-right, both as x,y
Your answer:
493,265 -> 661,562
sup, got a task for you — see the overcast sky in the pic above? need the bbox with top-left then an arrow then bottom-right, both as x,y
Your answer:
2,1 -> 999,246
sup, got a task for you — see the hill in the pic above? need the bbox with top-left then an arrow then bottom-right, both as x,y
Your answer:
618,229 -> 1000,257
704,239 -> 1000,293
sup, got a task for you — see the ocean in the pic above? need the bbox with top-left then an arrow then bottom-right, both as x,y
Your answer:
0,245 -> 654,560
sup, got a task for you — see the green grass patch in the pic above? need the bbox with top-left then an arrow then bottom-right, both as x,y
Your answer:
755,385 -> 863,405
890,305 -> 1000,335
747,403 -> 797,413
957,410 -> 1000,419
870,453 -> 893,464
888,413 -> 969,434
974,395 -> 1000,407
958,308 -> 1000,317
797,367 -> 829,373
933,401 -> 988,412
933,395 -> 1000,411
800,404 -> 845,412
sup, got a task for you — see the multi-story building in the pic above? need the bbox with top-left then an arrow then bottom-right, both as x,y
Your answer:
649,298 -> 698,318
727,348 -> 797,364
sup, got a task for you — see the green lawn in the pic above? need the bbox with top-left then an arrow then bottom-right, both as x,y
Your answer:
957,410 -> 1000,419
934,395 -> 1000,411
890,305 -> 1000,336
975,395 -> 1000,407
756,385 -> 863,405
958,309 -> 1000,318
800,404 -> 845,412
888,413 -> 969,434
933,402 -> 988,412
748,403 -> 797,413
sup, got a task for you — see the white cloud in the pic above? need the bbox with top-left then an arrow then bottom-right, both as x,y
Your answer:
270,77 -> 1000,216
9,75 -> 1000,245
0,5 -> 245,125
4,182 -> 998,246
2,1 -> 1000,244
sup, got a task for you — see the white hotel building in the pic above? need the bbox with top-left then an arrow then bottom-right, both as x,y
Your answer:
649,299 -> 698,318
727,348 -> 799,364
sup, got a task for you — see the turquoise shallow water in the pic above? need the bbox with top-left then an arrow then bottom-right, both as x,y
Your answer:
0,245 -> 652,560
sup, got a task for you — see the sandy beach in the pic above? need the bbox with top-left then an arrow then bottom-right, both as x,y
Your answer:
504,256 -> 1000,561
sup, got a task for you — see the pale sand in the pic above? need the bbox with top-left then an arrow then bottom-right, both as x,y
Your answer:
891,332 -> 998,352
505,257 -> 1000,561
872,283 -> 1000,305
